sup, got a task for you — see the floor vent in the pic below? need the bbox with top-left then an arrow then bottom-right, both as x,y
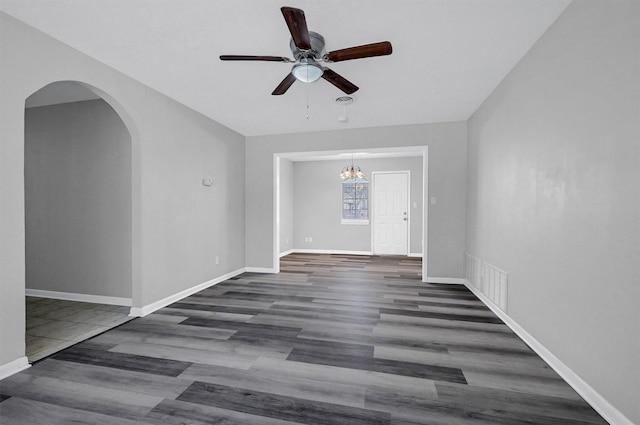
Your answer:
465,253 -> 508,313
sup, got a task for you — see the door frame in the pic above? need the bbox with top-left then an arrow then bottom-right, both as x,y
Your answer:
370,170 -> 411,256
274,145 -> 428,282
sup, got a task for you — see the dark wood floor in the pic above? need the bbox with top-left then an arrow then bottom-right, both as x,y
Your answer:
0,253 -> 607,424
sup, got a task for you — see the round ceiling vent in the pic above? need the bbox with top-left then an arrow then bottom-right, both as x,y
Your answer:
335,96 -> 355,105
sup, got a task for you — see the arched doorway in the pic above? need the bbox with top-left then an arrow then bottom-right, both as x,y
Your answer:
24,81 -> 134,362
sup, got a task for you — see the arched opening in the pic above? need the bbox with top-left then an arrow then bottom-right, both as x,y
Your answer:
24,81 -> 134,362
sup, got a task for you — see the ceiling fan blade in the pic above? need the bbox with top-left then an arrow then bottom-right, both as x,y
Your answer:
272,73 -> 297,95
281,7 -> 311,50
326,41 -> 392,62
321,68 -> 359,95
220,55 -> 291,62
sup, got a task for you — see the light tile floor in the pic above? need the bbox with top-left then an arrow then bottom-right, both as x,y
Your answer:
26,297 -> 132,362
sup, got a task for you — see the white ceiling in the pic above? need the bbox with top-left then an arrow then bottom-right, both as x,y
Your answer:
1,0 -> 570,137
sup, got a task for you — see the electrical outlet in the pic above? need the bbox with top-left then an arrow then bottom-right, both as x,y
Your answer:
215,256 -> 219,265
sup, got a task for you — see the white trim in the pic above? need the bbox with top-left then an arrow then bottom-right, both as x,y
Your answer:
426,277 -> 465,285
273,155 -> 281,274
245,267 -> 278,273
291,249 -> 373,256
274,146 -> 429,278
465,280 -> 634,425
421,147 -> 428,282
279,249 -> 294,258
25,289 -> 132,306
0,357 -> 30,380
285,250 -> 423,258
129,268 -> 244,317
280,147 -> 426,162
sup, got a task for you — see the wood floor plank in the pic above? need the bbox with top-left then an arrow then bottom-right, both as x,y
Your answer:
462,369 -> 585,400
380,307 -> 505,324
0,373 -> 162,421
0,397 -> 156,425
250,356 -> 439,400
179,362 -> 368,408
373,321 -> 531,352
147,398 -> 307,425
177,381 -> 392,425
17,358 -> 193,399
374,345 -> 560,379
365,388 -> 596,425
435,382 -> 608,424
98,319 -> 237,340
379,312 -> 514,334
287,348 -> 467,384
108,342 -> 261,369
52,346 -> 193,377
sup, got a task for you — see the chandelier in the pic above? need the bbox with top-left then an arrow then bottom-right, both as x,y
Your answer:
340,156 -> 365,180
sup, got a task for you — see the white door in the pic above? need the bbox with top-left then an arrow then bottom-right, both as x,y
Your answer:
373,172 -> 409,255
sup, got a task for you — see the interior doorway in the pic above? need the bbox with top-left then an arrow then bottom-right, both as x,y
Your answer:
274,147 -> 429,281
24,81 -> 133,362
372,171 -> 410,255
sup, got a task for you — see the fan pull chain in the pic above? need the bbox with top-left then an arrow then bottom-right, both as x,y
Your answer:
306,81 -> 310,120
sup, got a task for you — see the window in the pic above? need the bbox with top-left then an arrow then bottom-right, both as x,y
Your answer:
341,178 -> 369,224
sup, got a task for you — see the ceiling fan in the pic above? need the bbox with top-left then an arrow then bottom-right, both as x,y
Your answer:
220,6 -> 392,95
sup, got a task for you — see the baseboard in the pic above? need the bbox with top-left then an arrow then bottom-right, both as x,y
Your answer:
464,280 -> 634,425
426,277 -> 465,285
291,249 -> 373,256
0,356 -> 30,380
279,249 -> 294,258
25,289 -> 132,306
292,249 -> 424,258
129,268 -> 245,317
244,267 -> 278,274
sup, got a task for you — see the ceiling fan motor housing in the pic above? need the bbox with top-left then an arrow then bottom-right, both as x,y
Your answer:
290,31 -> 326,60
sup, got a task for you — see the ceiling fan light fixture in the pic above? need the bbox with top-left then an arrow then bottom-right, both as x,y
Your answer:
220,7 -> 392,95
292,59 -> 324,83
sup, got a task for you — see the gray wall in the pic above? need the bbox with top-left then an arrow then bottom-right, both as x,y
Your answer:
293,157 -> 423,254
0,12 -> 245,369
466,1 -> 639,423
25,98 -> 132,298
246,122 -> 468,278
